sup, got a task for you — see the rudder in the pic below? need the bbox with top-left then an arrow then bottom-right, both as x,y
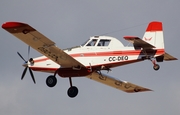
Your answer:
142,21 -> 164,49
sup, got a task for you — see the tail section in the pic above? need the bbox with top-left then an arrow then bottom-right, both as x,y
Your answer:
143,21 -> 177,61
124,21 -> 177,61
142,21 -> 164,49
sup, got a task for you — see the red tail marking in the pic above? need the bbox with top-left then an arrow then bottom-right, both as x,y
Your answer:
146,21 -> 162,32
144,37 -> 152,41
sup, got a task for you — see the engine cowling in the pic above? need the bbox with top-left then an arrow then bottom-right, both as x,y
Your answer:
57,67 -> 92,77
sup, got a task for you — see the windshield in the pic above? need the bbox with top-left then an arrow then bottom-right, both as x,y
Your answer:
81,39 -> 90,46
86,39 -> 98,46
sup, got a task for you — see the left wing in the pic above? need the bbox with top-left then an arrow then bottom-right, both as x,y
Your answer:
2,22 -> 84,68
124,36 -> 155,49
87,72 -> 152,93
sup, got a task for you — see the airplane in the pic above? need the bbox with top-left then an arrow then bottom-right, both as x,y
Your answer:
2,21 -> 177,98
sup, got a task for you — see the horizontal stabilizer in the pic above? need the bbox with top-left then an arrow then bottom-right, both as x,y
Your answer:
124,36 -> 155,49
164,52 -> 178,61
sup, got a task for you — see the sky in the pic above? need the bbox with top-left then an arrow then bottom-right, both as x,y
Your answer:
0,0 -> 180,115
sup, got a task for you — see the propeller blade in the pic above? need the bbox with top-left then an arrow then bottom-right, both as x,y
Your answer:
21,66 -> 28,80
17,52 -> 26,62
29,68 -> 36,84
18,46 -> 36,84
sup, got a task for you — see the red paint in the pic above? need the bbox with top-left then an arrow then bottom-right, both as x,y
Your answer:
123,36 -> 138,40
2,22 -> 27,29
144,37 -> 152,41
34,58 -> 49,63
31,67 -> 57,72
146,21 -> 162,31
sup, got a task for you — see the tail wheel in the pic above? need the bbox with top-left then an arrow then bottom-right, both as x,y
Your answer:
153,64 -> 160,71
46,75 -> 57,87
67,86 -> 78,98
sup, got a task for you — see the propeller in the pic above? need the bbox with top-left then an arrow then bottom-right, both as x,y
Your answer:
17,46 -> 36,84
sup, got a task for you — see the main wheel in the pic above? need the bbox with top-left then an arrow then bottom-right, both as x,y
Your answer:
46,75 -> 57,87
153,64 -> 160,71
67,86 -> 78,98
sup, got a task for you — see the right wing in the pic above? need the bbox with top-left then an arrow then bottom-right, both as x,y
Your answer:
2,22 -> 84,68
86,72 -> 152,93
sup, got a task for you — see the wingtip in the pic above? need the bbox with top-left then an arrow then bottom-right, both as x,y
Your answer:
125,88 -> 152,93
135,88 -> 152,93
2,21 -> 27,29
146,89 -> 153,92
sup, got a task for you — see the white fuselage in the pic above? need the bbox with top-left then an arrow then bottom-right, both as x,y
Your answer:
28,36 -> 164,74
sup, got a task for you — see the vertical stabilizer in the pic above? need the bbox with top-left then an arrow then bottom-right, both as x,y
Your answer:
142,21 -> 164,49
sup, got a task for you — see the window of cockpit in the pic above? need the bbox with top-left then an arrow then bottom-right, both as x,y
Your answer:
86,39 -> 98,46
98,39 -> 111,46
81,39 -> 89,46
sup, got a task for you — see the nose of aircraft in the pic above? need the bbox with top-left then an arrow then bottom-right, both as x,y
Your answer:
22,62 -> 28,67
22,58 -> 34,67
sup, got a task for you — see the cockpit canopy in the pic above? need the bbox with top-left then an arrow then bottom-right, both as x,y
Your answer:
86,39 -> 111,46
82,36 -> 124,48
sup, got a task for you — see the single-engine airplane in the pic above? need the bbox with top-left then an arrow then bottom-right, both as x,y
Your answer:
2,21 -> 177,98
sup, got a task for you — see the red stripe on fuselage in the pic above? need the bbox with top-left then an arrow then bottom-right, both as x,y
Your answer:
70,50 -> 142,57
33,49 -> 165,63
34,58 -> 49,63
70,49 -> 164,57
30,59 -> 143,76
31,67 -> 57,73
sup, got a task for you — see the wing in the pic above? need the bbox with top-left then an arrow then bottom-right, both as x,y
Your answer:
124,36 -> 155,49
164,52 -> 178,61
86,72 -> 152,93
2,22 -> 84,68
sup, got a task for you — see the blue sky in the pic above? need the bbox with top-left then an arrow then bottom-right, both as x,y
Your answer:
0,0 -> 180,115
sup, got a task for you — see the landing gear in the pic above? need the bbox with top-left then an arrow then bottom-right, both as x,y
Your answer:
67,77 -> 78,98
67,86 -> 78,98
151,59 -> 160,71
46,75 -> 57,87
46,71 -> 79,98
142,50 -> 161,71
153,64 -> 160,71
